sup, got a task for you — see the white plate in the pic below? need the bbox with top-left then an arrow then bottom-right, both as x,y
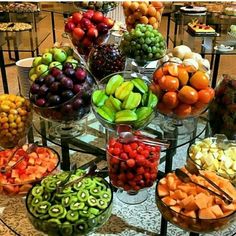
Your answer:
214,45 -> 234,52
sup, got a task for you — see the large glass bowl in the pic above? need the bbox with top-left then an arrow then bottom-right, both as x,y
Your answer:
25,170 -> 113,236
155,170 -> 236,233
0,94 -> 32,149
0,144 -> 60,196
187,135 -> 236,186
91,71 -> 157,131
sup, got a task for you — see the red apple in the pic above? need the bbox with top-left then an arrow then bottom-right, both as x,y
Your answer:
92,11 -> 104,23
72,27 -> 85,41
80,18 -> 92,31
65,22 -> 75,32
83,9 -> 94,19
66,16 -> 74,24
87,27 -> 98,38
97,23 -> 108,34
82,37 -> 92,48
72,12 -> 83,24
103,17 -> 114,29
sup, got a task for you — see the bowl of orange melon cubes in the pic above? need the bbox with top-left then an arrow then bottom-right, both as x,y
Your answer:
155,168 -> 236,233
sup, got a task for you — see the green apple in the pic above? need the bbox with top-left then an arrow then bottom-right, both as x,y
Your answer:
53,48 -> 67,63
33,57 -> 42,67
42,52 -> 53,65
29,67 -> 35,77
49,61 -> 63,70
30,73 -> 38,82
36,64 -> 49,77
65,56 -> 79,68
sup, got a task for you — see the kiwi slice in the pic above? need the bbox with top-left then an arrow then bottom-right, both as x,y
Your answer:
74,219 -> 88,234
89,187 -> 101,197
60,222 -> 73,235
31,208 -> 42,218
32,186 -> 44,197
66,210 -> 79,222
77,189 -> 89,202
82,178 -> 96,188
36,201 -> 51,214
88,217 -> 98,228
62,186 -> 73,194
39,214 -> 50,220
100,190 -> 112,202
45,180 -> 58,192
31,196 -> 43,207
48,205 -> 66,219
62,195 -> 77,208
70,201 -> 85,211
88,207 -> 100,216
57,172 -> 70,181
97,199 -> 108,209
73,181 -> 85,191
42,192 -> 51,201
87,196 -> 97,207
79,210 -> 90,218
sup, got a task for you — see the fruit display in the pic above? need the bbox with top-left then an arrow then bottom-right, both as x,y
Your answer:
91,71 -> 158,130
151,61 -> 215,118
0,94 -> 32,148
26,170 -> 113,235
188,136 -> 236,185
122,1 -> 164,31
29,62 -> 95,123
0,144 -> 59,196
74,1 -> 118,13
65,10 -> 114,56
209,74 -> 236,139
29,45 -> 78,82
88,44 -> 126,81
120,24 -> 166,65
107,137 -> 160,192
156,168 -> 236,233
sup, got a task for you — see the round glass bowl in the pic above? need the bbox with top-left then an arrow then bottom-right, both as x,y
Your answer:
26,170 -> 113,236
209,74 -> 236,140
0,144 -> 60,196
0,94 -> 32,149
155,170 -> 236,233
122,1 -> 164,31
91,71 -> 157,131
187,135 -> 236,186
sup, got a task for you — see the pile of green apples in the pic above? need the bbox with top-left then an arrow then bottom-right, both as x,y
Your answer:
29,46 -> 79,81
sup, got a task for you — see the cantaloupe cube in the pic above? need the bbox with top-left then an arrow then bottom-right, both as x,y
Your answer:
177,184 -> 196,194
195,192 -> 209,209
170,205 -> 182,213
167,175 -> 177,191
207,196 -> 214,208
215,197 -> 224,205
160,177 -> 167,185
158,184 -> 169,197
180,195 -> 198,211
183,210 -> 197,218
172,190 -> 187,200
221,203 -> 236,212
199,208 -> 217,219
210,205 -> 224,218
162,196 -> 177,206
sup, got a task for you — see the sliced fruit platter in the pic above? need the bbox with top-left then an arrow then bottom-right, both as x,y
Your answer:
156,168 -> 236,233
0,144 -> 60,196
26,169 -> 113,235
92,71 -> 158,130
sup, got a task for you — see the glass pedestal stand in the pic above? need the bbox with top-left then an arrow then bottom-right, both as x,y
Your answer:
116,189 -> 148,205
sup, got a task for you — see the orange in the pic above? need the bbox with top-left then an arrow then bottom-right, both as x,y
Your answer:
133,11 -> 142,20
151,1 -> 163,8
153,67 -> 164,82
140,16 -> 149,24
205,87 -> 215,99
178,86 -> 198,104
162,92 -> 179,109
155,11 -> 162,22
148,16 -> 157,25
190,71 -> 209,90
127,15 -> 135,24
149,83 -> 163,99
174,103 -> 192,118
123,1 -> 132,9
168,64 -> 179,77
178,67 -> 189,86
191,101 -> 207,115
157,102 -> 173,116
158,75 -> 179,92
138,2 -> 148,15
152,22 -> 159,29
147,6 -> 157,17
124,8 -> 132,17
198,89 -> 212,104
130,2 -> 139,12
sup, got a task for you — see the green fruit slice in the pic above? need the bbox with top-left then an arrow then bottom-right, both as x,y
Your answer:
90,187 -> 101,197
142,92 -> 148,106
61,222 -> 73,235
115,81 -> 134,100
136,107 -> 153,121
39,214 -> 50,220
105,95 -> 122,111
36,201 -> 51,214
122,92 -> 141,110
147,91 -> 158,108
97,199 -> 108,209
47,218 -> 61,224
42,192 -> 51,201
87,195 -> 97,207
73,181 -> 85,191
115,110 -> 137,122
48,205 -> 66,219
132,78 -> 148,93
100,190 -> 112,202
92,90 -> 108,107
105,74 -> 124,95
32,186 -> 44,197
88,207 -> 100,216
74,219 -> 88,234
97,105 -> 115,122
66,210 -> 79,222
62,195 -> 78,208
79,210 -> 90,217
31,196 -> 43,207
70,201 -> 85,211
77,189 -> 89,202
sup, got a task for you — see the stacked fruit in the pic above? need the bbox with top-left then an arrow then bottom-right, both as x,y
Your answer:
30,62 -> 95,122
120,24 -> 166,63
88,44 -> 126,81
107,137 -> 160,191
29,45 -> 78,82
92,73 -> 158,129
0,144 -> 59,195
123,1 -> 164,31
65,10 -> 114,56
0,94 -> 32,148
156,169 -> 236,232
150,62 -> 215,118
26,170 -> 112,235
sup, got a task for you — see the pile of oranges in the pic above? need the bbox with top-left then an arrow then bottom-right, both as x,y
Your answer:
150,62 -> 215,118
122,1 -> 164,31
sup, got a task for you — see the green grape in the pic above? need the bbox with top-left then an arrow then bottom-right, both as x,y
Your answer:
148,53 -> 153,60
147,47 -> 152,53
145,38 -> 152,45
136,43 -> 141,49
152,46 -> 157,53
145,31 -> 151,38
139,38 -> 145,44
142,44 -> 148,52
134,30 -> 142,38
131,41 -> 136,46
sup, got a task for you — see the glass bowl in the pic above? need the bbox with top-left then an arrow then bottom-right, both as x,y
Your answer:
0,144 -> 60,196
0,94 -> 32,149
187,134 -> 236,186
155,170 -> 236,233
122,1 -> 164,31
25,170 -> 113,236
107,136 -> 161,204
91,71 -> 157,131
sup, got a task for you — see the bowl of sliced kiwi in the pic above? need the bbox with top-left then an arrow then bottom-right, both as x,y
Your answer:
25,169 -> 113,236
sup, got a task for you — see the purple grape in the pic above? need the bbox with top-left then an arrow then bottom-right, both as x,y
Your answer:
50,82 -> 61,93
63,62 -> 74,70
73,84 -> 83,94
61,104 -> 73,114
44,74 -> 56,86
56,73 -> 66,81
51,67 -> 63,77
61,90 -> 74,101
64,68 -> 75,78
39,84 -> 49,96
72,98 -> 83,110
30,83 -> 40,94
61,77 -> 74,89
35,76 -> 45,85
36,98 -> 46,107
48,95 -> 61,106
75,67 -> 87,82
85,75 -> 95,86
